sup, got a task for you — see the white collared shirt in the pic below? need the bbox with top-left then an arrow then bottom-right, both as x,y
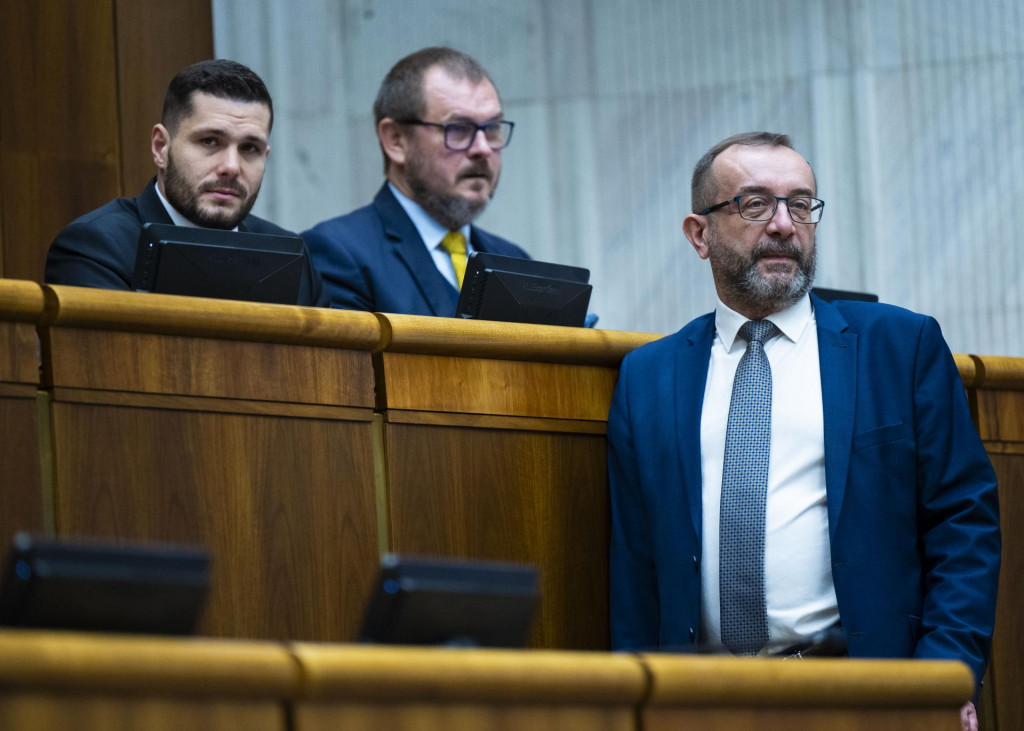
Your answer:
699,294 -> 839,650
388,183 -> 473,289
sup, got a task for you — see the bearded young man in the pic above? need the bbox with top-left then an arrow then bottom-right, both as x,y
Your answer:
45,59 -> 327,307
302,47 -> 529,316
607,132 -> 999,731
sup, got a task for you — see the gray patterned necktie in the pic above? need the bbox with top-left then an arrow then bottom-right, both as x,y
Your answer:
720,319 -> 780,655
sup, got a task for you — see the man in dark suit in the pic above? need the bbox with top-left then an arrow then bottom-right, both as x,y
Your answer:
607,132 -> 999,731
46,59 -> 327,307
302,47 -> 528,315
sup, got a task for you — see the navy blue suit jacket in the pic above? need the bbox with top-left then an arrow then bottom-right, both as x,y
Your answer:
302,184 -> 530,315
607,294 -> 1000,689
45,179 -> 329,307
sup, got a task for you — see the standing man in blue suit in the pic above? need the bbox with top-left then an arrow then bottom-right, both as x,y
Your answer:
607,132 -> 999,731
303,47 -> 529,315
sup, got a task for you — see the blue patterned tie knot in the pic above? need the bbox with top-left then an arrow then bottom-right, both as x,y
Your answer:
719,318 -> 780,655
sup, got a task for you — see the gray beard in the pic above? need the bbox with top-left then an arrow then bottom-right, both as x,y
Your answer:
408,178 -> 487,230
710,235 -> 816,315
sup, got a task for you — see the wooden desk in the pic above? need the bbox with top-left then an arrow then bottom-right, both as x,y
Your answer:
373,314 -> 656,650
0,279 -> 46,538
38,286 -> 382,642
0,630 -> 296,730
959,355 -> 1024,731
291,643 -> 645,731
641,654 -> 972,730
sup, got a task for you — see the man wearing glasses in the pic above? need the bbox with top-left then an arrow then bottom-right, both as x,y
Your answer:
303,47 -> 528,315
607,132 -> 999,731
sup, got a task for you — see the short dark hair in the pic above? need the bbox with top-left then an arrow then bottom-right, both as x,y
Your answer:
162,59 -> 273,134
691,132 -> 796,212
373,47 -> 494,172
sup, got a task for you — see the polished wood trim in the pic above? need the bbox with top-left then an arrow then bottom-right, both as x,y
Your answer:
375,312 -> 660,366
377,352 -> 617,420
954,353 -> 979,386
0,630 -> 298,697
972,355 -> 1024,389
383,409 -> 607,434
49,387 -> 373,422
0,279 -> 45,321
42,285 -> 381,348
291,645 -> 646,704
0,383 -> 36,398
640,655 -> 972,707
42,328 -> 374,407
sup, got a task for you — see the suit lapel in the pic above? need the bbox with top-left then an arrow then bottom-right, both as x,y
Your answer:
813,294 -> 857,541
675,314 -> 714,540
374,186 -> 458,316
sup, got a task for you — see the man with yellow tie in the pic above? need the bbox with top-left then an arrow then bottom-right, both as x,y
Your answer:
303,47 -> 529,315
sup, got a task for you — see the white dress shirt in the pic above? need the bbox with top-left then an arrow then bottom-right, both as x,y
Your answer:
389,183 -> 473,289
699,294 -> 840,651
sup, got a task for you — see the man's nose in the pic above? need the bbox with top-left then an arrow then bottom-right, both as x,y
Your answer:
766,199 -> 797,236
216,147 -> 241,176
466,128 -> 494,158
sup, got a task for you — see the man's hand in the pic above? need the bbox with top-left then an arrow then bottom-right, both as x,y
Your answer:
961,701 -> 977,731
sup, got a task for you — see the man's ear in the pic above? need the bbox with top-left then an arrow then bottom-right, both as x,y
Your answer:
151,124 -> 171,171
377,118 -> 408,167
683,213 -> 711,259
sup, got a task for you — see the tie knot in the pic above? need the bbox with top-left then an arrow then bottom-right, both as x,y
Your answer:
739,319 -> 780,347
440,230 -> 466,256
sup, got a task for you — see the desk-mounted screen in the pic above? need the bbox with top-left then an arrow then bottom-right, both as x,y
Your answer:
359,554 -> 539,648
132,222 -> 306,305
0,533 -> 210,635
456,252 -> 592,328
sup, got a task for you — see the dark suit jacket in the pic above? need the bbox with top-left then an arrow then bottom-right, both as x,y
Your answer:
45,179 -> 329,307
607,294 -> 1001,690
301,184 -> 530,315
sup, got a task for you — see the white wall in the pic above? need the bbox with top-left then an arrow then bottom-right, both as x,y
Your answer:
214,0 -> 1024,355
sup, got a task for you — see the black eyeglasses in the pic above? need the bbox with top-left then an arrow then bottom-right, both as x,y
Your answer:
699,194 -> 825,224
398,119 -> 514,151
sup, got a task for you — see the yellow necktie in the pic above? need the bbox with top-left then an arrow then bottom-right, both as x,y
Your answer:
440,230 -> 467,288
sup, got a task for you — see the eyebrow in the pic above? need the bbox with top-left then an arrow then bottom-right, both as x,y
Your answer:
736,184 -> 816,197
445,113 -> 505,124
190,125 -> 267,142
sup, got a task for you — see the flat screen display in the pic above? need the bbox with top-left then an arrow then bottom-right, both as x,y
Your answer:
132,222 -> 306,305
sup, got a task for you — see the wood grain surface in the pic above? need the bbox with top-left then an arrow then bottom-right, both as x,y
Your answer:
383,421 -> 610,650
51,404 -> 379,642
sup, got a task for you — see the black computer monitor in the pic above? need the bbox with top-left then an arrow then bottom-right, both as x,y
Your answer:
132,222 -> 306,305
812,287 -> 879,303
455,252 -> 592,327
359,554 -> 539,648
0,533 -> 210,635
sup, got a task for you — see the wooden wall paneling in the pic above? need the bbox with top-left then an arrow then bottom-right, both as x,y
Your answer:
0,280 -> 47,538
40,291 -> 384,642
967,355 -> 1024,731
986,452 -> 1023,731
372,316 -> 650,652
383,414 -> 611,651
0,0 -> 123,282
50,399 -> 378,642
112,0 -> 214,195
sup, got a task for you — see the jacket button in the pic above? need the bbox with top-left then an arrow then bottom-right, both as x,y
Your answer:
693,555 -> 700,571
689,627 -> 696,642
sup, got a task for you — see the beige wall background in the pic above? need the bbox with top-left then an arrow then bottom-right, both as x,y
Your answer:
214,0 -> 1023,354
